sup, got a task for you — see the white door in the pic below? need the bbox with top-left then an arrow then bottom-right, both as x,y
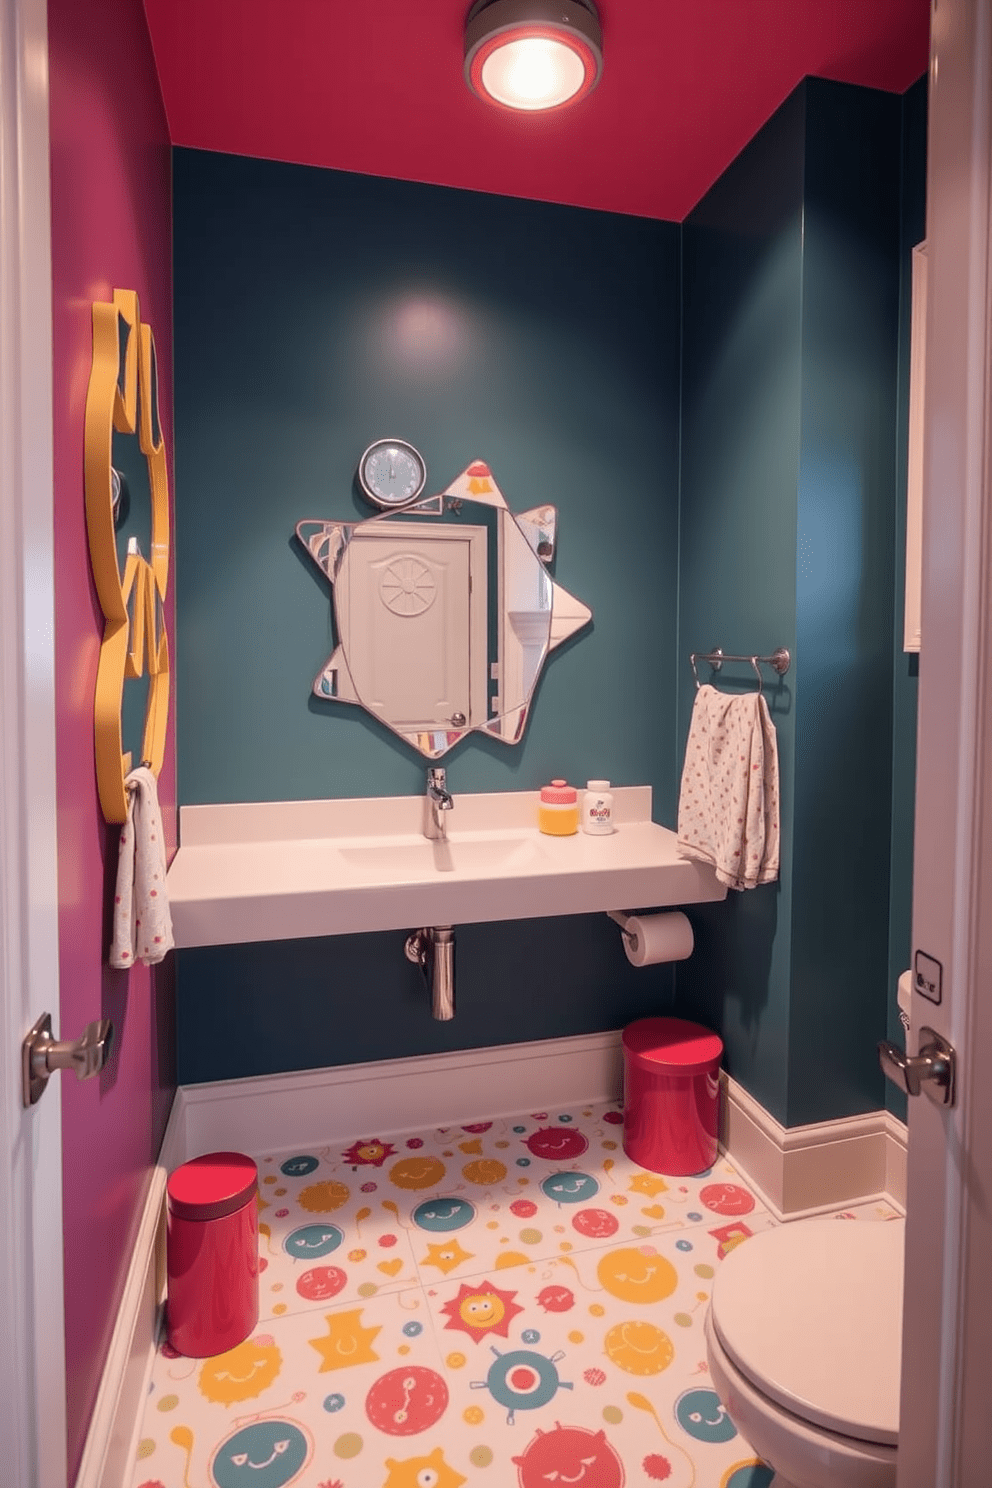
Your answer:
338,523 -> 488,729
898,0 -> 992,1481
0,0 -> 68,1484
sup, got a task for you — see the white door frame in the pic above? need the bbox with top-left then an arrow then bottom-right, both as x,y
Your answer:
2,0 -> 988,1485
0,0 -> 68,1484
899,0 -> 992,1481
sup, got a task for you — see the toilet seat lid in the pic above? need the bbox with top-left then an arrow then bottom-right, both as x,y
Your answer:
710,1218 -> 904,1446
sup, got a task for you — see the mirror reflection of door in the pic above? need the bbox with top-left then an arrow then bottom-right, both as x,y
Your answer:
337,523 -> 488,730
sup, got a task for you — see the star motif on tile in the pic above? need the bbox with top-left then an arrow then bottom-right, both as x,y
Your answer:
440,1279 -> 523,1342
421,1239 -> 476,1275
308,1309 -> 381,1372
628,1173 -> 670,1196
341,1137 -> 397,1168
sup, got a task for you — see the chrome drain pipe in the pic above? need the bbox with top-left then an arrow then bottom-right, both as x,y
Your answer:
405,926 -> 456,1020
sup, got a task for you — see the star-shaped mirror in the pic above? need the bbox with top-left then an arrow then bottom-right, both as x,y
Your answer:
296,460 -> 592,758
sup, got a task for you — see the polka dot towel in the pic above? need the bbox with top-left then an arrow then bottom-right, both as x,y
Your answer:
676,685 -> 780,891
110,766 -> 174,967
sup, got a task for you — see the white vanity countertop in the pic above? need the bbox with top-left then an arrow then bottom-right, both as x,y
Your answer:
166,786 -> 727,947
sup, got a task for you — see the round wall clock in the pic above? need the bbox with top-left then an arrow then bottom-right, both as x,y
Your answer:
357,438 -> 427,509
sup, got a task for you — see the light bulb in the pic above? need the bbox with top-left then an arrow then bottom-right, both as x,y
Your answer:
464,1 -> 602,113
480,36 -> 587,110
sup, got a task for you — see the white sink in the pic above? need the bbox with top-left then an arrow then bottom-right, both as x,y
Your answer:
166,786 -> 726,947
338,833 -> 544,879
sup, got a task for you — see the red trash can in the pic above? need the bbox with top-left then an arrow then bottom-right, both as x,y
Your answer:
166,1151 -> 259,1357
622,1016 -> 723,1176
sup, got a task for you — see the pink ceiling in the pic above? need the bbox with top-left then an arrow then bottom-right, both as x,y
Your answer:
142,0 -> 929,221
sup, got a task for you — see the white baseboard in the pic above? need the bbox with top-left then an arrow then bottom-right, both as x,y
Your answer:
73,1165 -> 167,1488
721,1073 -> 908,1221
168,1029 -> 626,1161
77,1033 -> 907,1485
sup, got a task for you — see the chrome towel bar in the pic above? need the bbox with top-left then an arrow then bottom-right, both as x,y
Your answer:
690,646 -> 791,691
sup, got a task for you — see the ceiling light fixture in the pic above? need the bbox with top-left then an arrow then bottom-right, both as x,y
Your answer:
464,0 -> 603,113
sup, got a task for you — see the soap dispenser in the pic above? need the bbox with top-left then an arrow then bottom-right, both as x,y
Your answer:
582,780 -> 614,835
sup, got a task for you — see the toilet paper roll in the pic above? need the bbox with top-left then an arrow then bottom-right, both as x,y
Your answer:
623,911 -> 694,967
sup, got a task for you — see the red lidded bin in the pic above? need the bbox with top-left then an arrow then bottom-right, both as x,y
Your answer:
166,1151 -> 259,1357
622,1016 -> 723,1175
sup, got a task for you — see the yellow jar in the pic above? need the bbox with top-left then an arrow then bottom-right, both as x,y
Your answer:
538,778 -> 579,835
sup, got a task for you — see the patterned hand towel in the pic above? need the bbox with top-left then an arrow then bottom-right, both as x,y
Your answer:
110,766 -> 174,968
677,684 -> 781,891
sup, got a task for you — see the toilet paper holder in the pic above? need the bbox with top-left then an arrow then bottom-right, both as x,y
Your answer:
607,909 -> 637,943
606,909 -> 695,965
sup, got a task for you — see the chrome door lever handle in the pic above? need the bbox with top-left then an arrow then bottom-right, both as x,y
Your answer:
878,1026 -> 955,1107
22,1013 -> 114,1106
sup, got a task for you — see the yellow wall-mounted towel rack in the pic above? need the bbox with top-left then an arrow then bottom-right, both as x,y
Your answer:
83,289 -> 171,823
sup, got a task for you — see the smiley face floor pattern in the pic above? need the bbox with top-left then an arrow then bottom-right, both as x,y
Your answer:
130,1100 -> 901,1488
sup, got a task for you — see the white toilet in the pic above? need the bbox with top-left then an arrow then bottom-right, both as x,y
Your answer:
704,1216 -> 904,1488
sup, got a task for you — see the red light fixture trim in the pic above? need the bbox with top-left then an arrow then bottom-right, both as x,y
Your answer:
464,0 -> 603,113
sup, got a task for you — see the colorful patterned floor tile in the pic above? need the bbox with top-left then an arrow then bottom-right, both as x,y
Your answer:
252,1103 -> 774,1325
129,1102 -> 811,1488
255,1144 -> 423,1321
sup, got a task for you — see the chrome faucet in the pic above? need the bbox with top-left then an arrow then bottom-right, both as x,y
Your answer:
423,767 -> 453,840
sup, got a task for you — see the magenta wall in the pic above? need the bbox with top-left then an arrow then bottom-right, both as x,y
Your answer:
47,0 -> 175,1476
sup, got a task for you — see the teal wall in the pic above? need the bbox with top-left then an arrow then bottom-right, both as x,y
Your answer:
172,154 -> 684,1083
172,80 -> 924,1118
677,79 -> 906,1127
675,87 -> 805,1123
791,80 -> 901,1125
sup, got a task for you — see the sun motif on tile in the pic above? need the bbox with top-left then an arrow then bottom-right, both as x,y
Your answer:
389,1156 -> 447,1190
298,1179 -> 350,1214
198,1335 -> 282,1404
628,1172 -> 669,1196
461,1158 -> 507,1186
308,1309 -> 381,1371
421,1239 -> 476,1275
441,1280 -> 523,1343
597,1247 -> 678,1303
341,1137 -> 397,1168
603,1320 -> 675,1375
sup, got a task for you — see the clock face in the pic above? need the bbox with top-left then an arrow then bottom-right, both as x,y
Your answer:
358,439 -> 427,508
